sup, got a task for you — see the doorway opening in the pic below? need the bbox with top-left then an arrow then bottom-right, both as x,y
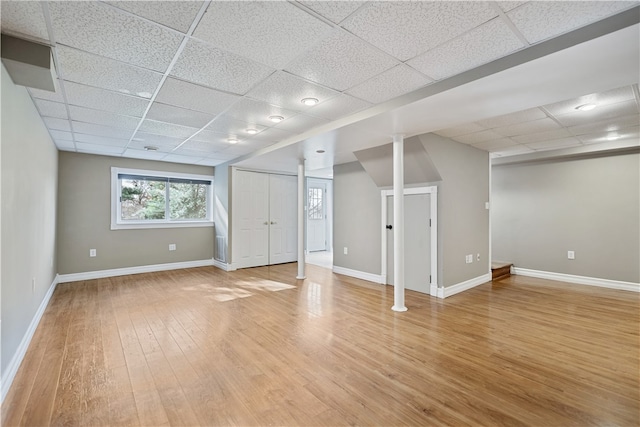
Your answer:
306,177 -> 333,269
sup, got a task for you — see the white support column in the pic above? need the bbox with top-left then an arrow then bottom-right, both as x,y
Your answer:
296,159 -> 306,280
392,134 -> 407,312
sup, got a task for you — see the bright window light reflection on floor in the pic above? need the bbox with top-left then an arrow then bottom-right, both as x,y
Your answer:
184,278 -> 296,302
306,282 -> 323,318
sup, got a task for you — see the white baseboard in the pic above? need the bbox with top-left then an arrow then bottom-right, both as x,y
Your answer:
58,259 -> 215,283
1,274 -> 59,404
513,268 -> 640,292
213,259 -> 236,271
438,273 -> 492,299
333,266 -> 385,284
430,283 -> 438,297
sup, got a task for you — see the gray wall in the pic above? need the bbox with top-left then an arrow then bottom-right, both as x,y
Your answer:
1,64 -> 58,376
333,162 -> 382,274
492,152 -> 640,283
57,152 -> 214,274
333,134 -> 490,287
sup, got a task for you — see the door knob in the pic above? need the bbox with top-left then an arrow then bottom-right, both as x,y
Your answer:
264,221 -> 269,225
271,221 -> 277,225
386,224 -> 392,230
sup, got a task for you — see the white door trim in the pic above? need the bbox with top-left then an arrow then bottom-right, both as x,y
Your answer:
381,186 -> 438,297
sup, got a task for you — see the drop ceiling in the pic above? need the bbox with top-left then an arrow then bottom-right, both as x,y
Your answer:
1,1 -> 638,172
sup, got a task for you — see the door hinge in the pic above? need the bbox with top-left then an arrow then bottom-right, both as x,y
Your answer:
429,275 -> 432,283
429,219 -> 431,227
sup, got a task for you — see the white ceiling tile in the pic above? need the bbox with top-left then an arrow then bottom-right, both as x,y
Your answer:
553,100 -> 639,127
433,123 -> 487,138
342,2 -> 498,61
494,117 -> 561,136
407,18 -> 525,81
452,129 -> 505,144
497,1 -> 528,13
50,130 -> 74,141
131,132 -> 185,149
49,1 -> 183,72
71,122 -> 133,140
471,138 -> 519,151
307,94 -> 372,121
138,120 -> 198,139
275,114 -> 329,133
525,137 -> 583,151
44,117 -> 71,132
568,114 -> 640,136
200,117 -> 268,140
146,103 -> 215,129
578,126 -> 639,145
155,78 -> 240,115
162,154 -> 204,164
204,151 -> 242,161
53,139 -> 76,150
28,80 -> 64,103
64,81 -> 149,117
543,86 -> 636,117
507,1 -> 636,44
194,2 -> 332,69
220,140 -> 272,157
56,46 -> 163,95
103,1 -> 202,33
35,100 -> 68,119
512,128 -> 572,144
246,71 -> 340,112
171,39 -> 274,95
285,29 -> 398,91
346,64 -> 432,104
491,144 -> 534,157
247,127 -> 296,143
0,1 -> 48,41
178,139 -> 230,153
298,1 -> 366,24
223,99 -> 297,127
122,148 -> 168,160
74,133 -> 130,147
68,106 -> 140,130
76,142 -> 124,155
475,107 -> 547,129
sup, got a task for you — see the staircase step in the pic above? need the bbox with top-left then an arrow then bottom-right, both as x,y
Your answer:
491,261 -> 513,280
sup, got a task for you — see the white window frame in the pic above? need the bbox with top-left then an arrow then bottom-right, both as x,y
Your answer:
111,167 -> 214,230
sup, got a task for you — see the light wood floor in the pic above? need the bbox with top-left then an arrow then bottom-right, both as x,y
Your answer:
2,264 -> 639,426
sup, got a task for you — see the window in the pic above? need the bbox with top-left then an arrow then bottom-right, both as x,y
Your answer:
111,167 -> 213,229
308,187 -> 323,220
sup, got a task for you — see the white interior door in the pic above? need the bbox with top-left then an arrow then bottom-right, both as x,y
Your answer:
236,170 -> 269,268
307,181 -> 327,252
386,194 -> 431,294
269,174 -> 297,265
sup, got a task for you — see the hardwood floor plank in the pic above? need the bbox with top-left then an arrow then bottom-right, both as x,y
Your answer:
3,265 -> 638,426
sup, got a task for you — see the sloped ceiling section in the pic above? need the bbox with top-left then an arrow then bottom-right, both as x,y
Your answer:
354,137 -> 441,187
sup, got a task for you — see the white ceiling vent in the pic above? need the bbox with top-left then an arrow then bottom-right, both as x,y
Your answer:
1,34 -> 57,92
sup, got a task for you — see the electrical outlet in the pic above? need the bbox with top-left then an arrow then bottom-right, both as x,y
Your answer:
343,247 -> 348,255
465,254 -> 473,264
485,202 -> 490,210
169,244 -> 177,251
89,249 -> 96,257
568,250 -> 575,260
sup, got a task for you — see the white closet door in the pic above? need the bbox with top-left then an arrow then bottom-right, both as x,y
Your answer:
236,170 -> 269,268
269,174 -> 297,265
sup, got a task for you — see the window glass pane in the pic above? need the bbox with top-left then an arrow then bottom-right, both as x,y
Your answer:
120,179 -> 166,220
170,182 -> 208,220
308,187 -> 323,220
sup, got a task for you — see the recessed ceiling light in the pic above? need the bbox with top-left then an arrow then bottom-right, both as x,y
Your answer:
137,91 -> 153,98
269,115 -> 284,123
606,134 -> 621,141
301,98 -> 319,106
228,138 -> 239,144
575,103 -> 596,111
316,149 -> 325,154
246,128 -> 258,135
143,145 -> 158,151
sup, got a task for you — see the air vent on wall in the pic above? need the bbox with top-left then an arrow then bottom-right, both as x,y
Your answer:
1,34 -> 56,92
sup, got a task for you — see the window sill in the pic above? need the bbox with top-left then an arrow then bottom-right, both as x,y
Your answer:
111,221 -> 214,230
